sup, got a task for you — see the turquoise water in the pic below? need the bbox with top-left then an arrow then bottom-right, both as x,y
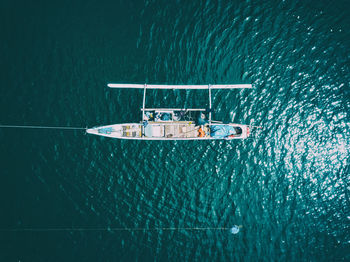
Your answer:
0,0 -> 349,261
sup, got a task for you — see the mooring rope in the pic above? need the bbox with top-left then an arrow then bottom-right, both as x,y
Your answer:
0,125 -> 86,130
0,227 -> 230,232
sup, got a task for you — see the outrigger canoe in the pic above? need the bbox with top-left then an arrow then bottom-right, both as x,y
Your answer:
87,84 -> 253,140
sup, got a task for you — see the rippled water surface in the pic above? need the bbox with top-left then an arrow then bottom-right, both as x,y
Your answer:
0,0 -> 349,261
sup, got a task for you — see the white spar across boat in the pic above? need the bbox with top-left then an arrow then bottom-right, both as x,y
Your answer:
107,83 -> 253,89
87,83 -> 254,140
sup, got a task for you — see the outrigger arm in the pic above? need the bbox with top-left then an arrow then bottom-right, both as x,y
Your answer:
208,84 -> 212,125
108,84 -> 252,89
142,84 -> 147,121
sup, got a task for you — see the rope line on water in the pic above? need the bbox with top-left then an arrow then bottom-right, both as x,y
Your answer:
0,227 -> 230,232
0,125 -> 86,130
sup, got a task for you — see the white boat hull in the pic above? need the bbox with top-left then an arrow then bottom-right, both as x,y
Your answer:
86,122 -> 250,140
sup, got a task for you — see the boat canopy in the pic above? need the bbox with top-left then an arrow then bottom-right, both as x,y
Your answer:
145,124 -> 163,137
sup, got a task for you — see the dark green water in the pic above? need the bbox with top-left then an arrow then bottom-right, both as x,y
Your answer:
0,0 -> 349,261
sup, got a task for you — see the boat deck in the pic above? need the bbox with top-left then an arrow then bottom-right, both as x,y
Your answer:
144,121 -> 209,138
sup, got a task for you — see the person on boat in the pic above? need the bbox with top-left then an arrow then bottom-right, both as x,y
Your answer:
161,113 -> 171,121
174,109 -> 187,121
198,127 -> 205,137
155,112 -> 161,121
197,113 -> 208,126
144,111 -> 154,121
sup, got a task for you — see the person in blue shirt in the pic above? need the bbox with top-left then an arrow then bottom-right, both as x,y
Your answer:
197,113 -> 208,125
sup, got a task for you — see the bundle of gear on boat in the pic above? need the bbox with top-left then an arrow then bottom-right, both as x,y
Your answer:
142,110 -> 243,138
143,110 -> 193,122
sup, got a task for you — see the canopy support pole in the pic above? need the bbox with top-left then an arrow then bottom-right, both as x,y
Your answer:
208,84 -> 212,125
142,84 -> 147,121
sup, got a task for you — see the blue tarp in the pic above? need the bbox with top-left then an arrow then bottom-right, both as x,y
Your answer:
210,125 -> 237,138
